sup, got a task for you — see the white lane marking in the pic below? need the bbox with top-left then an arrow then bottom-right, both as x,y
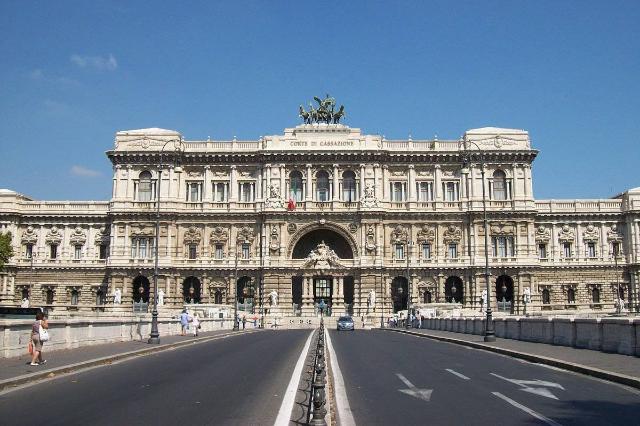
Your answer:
491,373 -> 564,400
492,392 -> 563,426
274,330 -> 314,426
446,369 -> 470,380
325,329 -> 356,426
396,373 -> 433,401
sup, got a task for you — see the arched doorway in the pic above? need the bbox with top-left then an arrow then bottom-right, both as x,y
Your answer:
495,275 -> 514,313
237,276 -> 255,312
132,276 -> 150,303
391,276 -> 408,312
445,276 -> 463,303
183,276 -> 201,303
291,228 -> 354,259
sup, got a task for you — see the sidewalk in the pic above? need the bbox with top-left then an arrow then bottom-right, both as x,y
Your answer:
386,327 -> 640,389
0,328 -> 257,391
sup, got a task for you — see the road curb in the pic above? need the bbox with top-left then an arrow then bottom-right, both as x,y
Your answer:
0,330 -> 258,392
384,328 -> 640,390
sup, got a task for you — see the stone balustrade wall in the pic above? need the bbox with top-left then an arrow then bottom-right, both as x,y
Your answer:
420,316 -> 640,357
0,316 -> 234,358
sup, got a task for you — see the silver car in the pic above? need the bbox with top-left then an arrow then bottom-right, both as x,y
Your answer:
337,316 -> 355,331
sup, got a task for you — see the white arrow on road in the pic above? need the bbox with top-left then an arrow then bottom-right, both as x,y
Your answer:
491,373 -> 565,400
396,373 -> 433,402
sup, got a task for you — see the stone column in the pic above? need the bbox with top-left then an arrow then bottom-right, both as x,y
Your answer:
332,164 -> 339,201
359,164 -> 366,200
203,166 -> 210,201
434,165 -> 442,201
305,164 -> 313,201
279,164 -> 286,198
385,277 -> 393,315
257,166 -> 263,201
265,163 -> 272,193
112,165 -> 120,199
126,165 -> 133,199
408,165 -> 416,202
302,276 -> 314,316
229,165 -> 237,201
437,273 -> 445,302
382,165 -> 389,201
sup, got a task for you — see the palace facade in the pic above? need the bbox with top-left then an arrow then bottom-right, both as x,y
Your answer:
1,123 -> 639,317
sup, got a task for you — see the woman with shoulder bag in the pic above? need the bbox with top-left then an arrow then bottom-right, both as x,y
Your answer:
30,311 -> 49,366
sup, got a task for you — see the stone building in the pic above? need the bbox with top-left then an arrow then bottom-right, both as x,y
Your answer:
0,122 -> 638,317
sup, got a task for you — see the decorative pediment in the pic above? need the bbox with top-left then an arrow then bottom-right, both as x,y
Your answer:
416,225 -> 435,243
303,241 -> 344,269
69,227 -> 87,245
45,226 -> 63,244
534,226 -> 551,243
183,226 -> 202,245
390,225 -> 408,244
582,224 -> 599,243
210,226 -> 229,244
21,226 -> 38,244
130,223 -> 154,237
94,227 -> 110,245
490,222 -> 515,236
557,225 -> 575,243
607,224 -> 623,242
442,225 -> 462,243
236,225 -> 255,244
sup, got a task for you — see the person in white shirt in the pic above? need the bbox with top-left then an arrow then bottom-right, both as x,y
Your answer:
192,313 -> 200,337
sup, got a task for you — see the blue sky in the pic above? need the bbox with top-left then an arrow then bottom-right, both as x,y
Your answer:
1,1 -> 638,200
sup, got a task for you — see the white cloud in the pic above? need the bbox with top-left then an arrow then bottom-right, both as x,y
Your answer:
70,165 -> 102,178
70,54 -> 118,71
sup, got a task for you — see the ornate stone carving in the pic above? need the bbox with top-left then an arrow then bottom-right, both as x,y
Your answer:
348,223 -> 357,234
442,225 -> 462,243
269,225 -> 280,253
607,224 -> 623,242
21,226 -> 38,245
535,226 -> 551,243
45,226 -> 63,244
557,224 -> 575,243
359,183 -> 378,208
365,226 -> 377,253
265,184 -> 284,209
183,226 -> 202,245
390,225 -> 408,244
130,223 -> 154,237
69,227 -> 87,245
210,226 -> 229,244
416,225 -> 435,244
94,227 -> 110,245
490,222 -> 515,236
582,224 -> 599,242
303,241 -> 344,269
236,225 -> 255,244
287,223 -> 297,234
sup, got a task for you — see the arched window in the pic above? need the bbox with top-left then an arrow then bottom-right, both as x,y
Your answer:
342,170 -> 356,202
138,171 -> 153,201
591,287 -> 600,303
492,170 -> 507,200
289,171 -> 303,202
542,288 -> 550,305
567,288 -> 575,304
316,170 -> 330,201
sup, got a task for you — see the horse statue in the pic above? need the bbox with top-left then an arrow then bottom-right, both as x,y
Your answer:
299,105 -> 311,124
332,105 -> 345,124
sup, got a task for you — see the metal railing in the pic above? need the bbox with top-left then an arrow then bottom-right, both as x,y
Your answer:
308,320 -> 327,425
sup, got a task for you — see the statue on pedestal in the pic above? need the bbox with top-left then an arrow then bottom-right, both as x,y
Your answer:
157,289 -> 165,306
113,288 -> 122,304
368,290 -> 376,313
20,297 -> 30,308
268,290 -> 279,307
480,289 -> 487,313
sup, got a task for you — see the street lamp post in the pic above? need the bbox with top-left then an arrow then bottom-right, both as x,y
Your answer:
406,240 -> 412,329
233,247 -> 239,330
614,243 -> 623,315
461,139 -> 495,342
148,138 -> 184,344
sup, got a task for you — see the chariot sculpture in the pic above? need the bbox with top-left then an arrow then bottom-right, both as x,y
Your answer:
299,94 -> 346,124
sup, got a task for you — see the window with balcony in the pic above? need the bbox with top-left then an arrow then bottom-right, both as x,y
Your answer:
25,243 -> 33,259
416,181 -> 434,201
443,181 -> 459,202
74,244 -> 82,260
538,243 -> 547,259
131,237 -> 154,259
289,171 -> 303,202
492,236 -> 515,257
188,243 -> 197,259
421,242 -> 431,259
316,170 -> 330,201
241,243 -> 250,259
50,243 -> 58,259
342,170 -> 357,202
586,242 -> 596,258
491,170 -> 511,200
213,182 -> 228,202
394,243 -> 405,260
562,242 -> 572,258
136,171 -> 155,201
215,244 -> 224,259
448,243 -> 458,259
239,182 -> 255,202
391,182 -> 407,202
186,182 -> 202,202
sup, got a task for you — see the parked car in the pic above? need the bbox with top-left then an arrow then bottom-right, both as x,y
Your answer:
337,316 -> 355,331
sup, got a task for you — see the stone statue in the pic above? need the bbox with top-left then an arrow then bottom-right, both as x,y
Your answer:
268,290 -> 279,307
523,287 -> 531,305
20,297 -> 30,308
368,290 -> 376,312
157,289 -> 165,306
360,183 -> 378,208
113,288 -> 122,304
480,289 -> 487,312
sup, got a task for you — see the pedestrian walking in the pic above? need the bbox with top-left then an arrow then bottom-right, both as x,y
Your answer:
242,315 -> 246,330
192,313 -> 200,337
30,311 -> 48,366
253,316 -> 257,328
179,309 -> 189,336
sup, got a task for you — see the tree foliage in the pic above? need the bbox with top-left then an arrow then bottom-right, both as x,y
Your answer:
0,232 -> 14,270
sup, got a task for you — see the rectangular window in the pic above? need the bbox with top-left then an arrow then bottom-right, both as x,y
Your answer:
391,182 -> 407,202
188,244 -> 197,259
213,182 -> 228,202
587,242 -> 596,258
416,182 -> 433,201
421,242 -> 431,259
139,239 -> 148,258
74,245 -> 82,260
612,242 -> 620,257
448,243 -> 458,259
50,244 -> 58,259
443,182 -> 459,202
239,182 -> 254,202
215,244 -> 224,259
314,278 -> 331,298
25,243 -> 33,259
492,236 -> 515,257
563,242 -> 572,258
99,244 -> 108,260
538,243 -> 547,259
242,243 -> 250,259
131,238 -> 154,259
186,182 -> 202,202
395,243 -> 405,260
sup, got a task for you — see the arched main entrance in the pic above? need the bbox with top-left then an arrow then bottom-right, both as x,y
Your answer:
495,275 -> 514,313
445,276 -> 463,303
237,276 -> 255,313
132,276 -> 150,303
291,228 -> 354,259
183,276 -> 201,303
391,276 -> 408,312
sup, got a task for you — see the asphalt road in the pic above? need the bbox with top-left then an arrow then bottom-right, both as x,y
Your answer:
329,329 -> 640,426
0,329 -> 311,426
